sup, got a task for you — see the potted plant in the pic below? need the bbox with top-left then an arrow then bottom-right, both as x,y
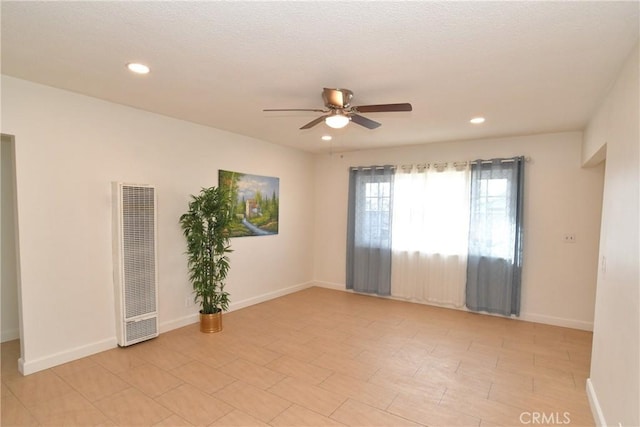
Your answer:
180,186 -> 232,333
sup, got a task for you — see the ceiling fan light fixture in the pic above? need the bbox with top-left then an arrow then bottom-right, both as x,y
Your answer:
325,113 -> 350,129
470,117 -> 486,124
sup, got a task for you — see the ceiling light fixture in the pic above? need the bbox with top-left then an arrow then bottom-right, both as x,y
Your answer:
470,117 -> 485,124
127,62 -> 150,74
325,113 -> 350,129
321,135 -> 332,141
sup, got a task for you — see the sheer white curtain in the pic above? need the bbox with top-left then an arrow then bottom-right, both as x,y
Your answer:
391,163 -> 470,307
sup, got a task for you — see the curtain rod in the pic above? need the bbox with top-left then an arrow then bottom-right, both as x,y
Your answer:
349,165 -> 396,171
350,157 -> 531,171
470,156 -> 531,164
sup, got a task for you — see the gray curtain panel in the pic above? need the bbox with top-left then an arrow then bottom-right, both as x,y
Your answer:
346,166 -> 395,295
466,157 -> 524,316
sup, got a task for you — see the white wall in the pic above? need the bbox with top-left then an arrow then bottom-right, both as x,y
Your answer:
1,135 -> 21,342
1,76 -> 315,374
313,132 -> 604,330
584,46 -> 639,427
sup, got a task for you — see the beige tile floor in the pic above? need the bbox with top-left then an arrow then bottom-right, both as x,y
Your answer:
1,287 -> 595,426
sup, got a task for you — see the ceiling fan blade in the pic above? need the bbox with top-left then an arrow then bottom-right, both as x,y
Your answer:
300,115 -> 329,130
353,103 -> 413,113
350,114 -> 381,129
263,108 -> 326,112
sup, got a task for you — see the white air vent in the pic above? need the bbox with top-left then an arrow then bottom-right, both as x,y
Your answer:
112,183 -> 159,346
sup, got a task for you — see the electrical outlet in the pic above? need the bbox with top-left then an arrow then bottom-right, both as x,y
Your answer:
185,296 -> 192,307
562,233 -> 576,243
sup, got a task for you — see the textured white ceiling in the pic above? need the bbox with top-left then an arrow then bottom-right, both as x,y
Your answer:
2,1 -> 638,153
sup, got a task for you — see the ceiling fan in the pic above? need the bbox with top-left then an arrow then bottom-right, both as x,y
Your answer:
263,88 -> 412,130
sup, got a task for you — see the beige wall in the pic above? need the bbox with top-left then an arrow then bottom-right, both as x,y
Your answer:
584,46 -> 639,427
1,76 -> 315,374
313,132 -> 604,330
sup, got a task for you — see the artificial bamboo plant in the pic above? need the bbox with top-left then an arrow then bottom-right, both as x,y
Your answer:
179,186 -> 232,314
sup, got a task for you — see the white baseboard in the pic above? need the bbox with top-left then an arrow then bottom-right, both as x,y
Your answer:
158,281 -> 316,334
228,281 -> 315,312
20,337 -> 117,375
586,378 -> 607,427
313,281 -> 347,291
313,281 -> 594,331
159,313 -> 199,333
19,280 -> 591,375
19,281 -> 316,375
1,328 -> 20,343
519,312 -> 593,331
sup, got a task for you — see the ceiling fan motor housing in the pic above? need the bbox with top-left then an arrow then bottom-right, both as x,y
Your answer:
323,88 -> 353,109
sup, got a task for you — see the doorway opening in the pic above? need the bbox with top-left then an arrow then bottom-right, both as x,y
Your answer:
1,133 -> 23,377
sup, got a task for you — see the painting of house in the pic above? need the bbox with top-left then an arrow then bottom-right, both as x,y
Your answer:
219,169 -> 279,237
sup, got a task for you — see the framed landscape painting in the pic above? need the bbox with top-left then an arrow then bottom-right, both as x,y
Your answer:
219,170 -> 279,237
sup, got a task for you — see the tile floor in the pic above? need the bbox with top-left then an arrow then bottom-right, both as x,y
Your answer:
1,287 -> 595,426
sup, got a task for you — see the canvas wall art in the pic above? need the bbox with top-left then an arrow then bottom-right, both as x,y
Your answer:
219,170 -> 279,237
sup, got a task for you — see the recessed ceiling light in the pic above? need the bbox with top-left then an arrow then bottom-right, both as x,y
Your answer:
470,117 -> 485,124
321,135 -> 332,141
127,63 -> 150,74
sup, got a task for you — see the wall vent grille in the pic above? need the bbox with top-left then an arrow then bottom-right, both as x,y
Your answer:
113,183 -> 159,346
126,317 -> 158,344
122,185 -> 157,318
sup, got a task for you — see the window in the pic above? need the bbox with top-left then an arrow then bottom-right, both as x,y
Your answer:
362,182 -> 391,244
365,182 -> 390,212
391,167 -> 470,256
346,158 -> 525,312
474,177 -> 512,259
468,161 -> 523,263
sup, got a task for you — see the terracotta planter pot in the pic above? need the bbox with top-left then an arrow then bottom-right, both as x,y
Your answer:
199,311 -> 222,333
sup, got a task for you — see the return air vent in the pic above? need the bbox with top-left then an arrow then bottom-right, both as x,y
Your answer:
112,183 -> 159,346
126,317 -> 158,343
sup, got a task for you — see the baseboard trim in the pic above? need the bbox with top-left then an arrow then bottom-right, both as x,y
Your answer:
312,281 -> 345,291
159,281 -> 316,334
159,313 -> 199,333
228,281 -> 315,312
1,328 -> 20,343
586,378 -> 607,427
20,280 -> 590,375
20,282 -> 316,375
20,337 -> 117,375
313,281 -> 593,331
519,312 -> 593,331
